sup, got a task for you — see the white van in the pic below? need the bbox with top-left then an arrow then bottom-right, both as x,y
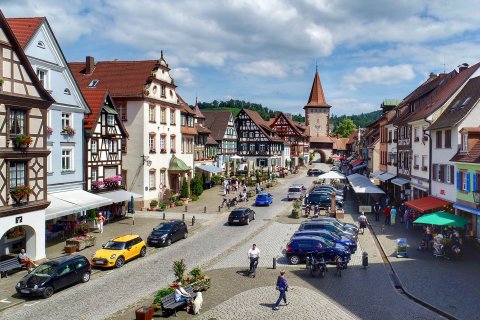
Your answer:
288,185 -> 306,201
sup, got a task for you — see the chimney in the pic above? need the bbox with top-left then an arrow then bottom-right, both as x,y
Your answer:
458,63 -> 469,72
85,56 -> 95,75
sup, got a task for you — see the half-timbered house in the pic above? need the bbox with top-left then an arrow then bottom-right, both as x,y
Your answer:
203,110 -> 237,171
236,109 -> 284,173
0,11 -> 54,261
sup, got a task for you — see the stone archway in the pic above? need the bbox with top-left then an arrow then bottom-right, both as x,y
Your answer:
0,225 -> 36,259
311,150 -> 327,163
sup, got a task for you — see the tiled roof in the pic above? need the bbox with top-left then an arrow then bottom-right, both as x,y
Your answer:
202,110 -> 232,141
194,124 -> 211,134
69,59 -> 158,97
310,136 -> 333,143
243,109 -> 283,142
181,126 -> 197,135
347,130 -> 358,144
270,113 -> 304,136
461,127 -> 480,133
332,137 -> 348,150
6,17 -> 43,48
192,98 -> 205,119
305,69 -> 330,108
451,133 -> 480,163
82,89 -> 109,130
428,76 -> 480,130
178,94 -> 195,114
206,135 -> 218,145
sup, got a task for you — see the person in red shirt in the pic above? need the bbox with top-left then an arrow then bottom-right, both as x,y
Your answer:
98,213 -> 106,233
384,206 -> 391,225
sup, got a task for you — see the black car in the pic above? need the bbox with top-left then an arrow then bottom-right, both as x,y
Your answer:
311,217 -> 359,234
16,255 -> 91,298
306,192 -> 343,208
228,208 -> 256,225
299,221 -> 357,241
147,221 -> 188,247
286,236 -> 351,265
307,169 -> 323,176
293,230 -> 357,253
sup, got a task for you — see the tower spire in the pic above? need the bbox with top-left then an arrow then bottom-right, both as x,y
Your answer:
305,67 -> 330,108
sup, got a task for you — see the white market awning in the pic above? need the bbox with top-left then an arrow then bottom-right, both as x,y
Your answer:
378,172 -> 396,182
347,174 -> 386,194
370,170 -> 385,179
100,190 -> 143,203
392,178 -> 410,186
46,190 -> 112,220
318,171 -> 346,180
196,164 -> 224,174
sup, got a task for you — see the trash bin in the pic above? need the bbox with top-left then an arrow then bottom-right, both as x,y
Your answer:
135,307 -> 153,320
362,251 -> 368,268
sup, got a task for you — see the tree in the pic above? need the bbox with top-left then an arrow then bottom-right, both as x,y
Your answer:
334,118 -> 356,138
180,178 -> 189,198
191,173 -> 204,196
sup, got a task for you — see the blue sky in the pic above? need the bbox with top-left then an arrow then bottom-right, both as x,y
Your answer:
4,0 -> 480,116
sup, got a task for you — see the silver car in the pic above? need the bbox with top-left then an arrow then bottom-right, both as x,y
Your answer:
288,185 -> 306,200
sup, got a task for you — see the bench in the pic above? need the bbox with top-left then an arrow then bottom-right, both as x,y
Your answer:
161,284 -> 197,317
0,257 -> 26,278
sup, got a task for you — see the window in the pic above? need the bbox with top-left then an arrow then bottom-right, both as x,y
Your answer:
61,148 -> 73,171
435,131 -> 442,148
159,170 -> 166,186
121,138 -> 127,153
250,144 -> 255,152
107,114 -> 115,126
422,155 -> 428,169
47,146 -> 53,173
249,132 -> 254,138
161,85 -> 166,98
37,41 -> 45,48
91,168 -> 98,182
461,171 -> 468,191
88,80 -> 99,87
9,109 -> 26,135
91,140 -> 98,154
414,127 -> 419,141
117,104 -> 127,121
64,88 -> 71,95
446,165 -> 452,183
160,108 -> 166,123
160,136 -> 166,151
444,130 -> 451,148
188,116 -> 194,127
461,133 -> 468,152
149,105 -> 156,122
170,109 -> 176,125
36,68 -> 48,89
170,136 -> 176,152
108,140 -> 118,153
243,132 -> 247,138
414,155 -> 419,167
242,143 -> 247,151
9,161 -> 27,189
149,170 -> 156,190
181,138 -> 185,153
181,114 -> 186,126
61,112 -> 71,129
259,144 -> 265,151
149,134 -> 156,152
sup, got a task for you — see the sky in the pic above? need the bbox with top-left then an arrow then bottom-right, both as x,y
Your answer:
3,0 -> 480,116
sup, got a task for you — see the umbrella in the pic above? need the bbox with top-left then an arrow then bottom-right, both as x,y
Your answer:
413,211 -> 468,228
318,171 -> 346,180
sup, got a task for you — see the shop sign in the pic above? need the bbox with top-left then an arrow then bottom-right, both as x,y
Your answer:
440,189 -> 445,195
15,216 -> 23,224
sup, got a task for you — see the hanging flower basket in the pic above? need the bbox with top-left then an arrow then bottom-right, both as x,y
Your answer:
10,185 -> 32,204
46,126 -> 53,135
13,134 -> 32,148
61,126 -> 76,136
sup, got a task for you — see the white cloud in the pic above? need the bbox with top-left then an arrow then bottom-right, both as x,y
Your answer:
330,98 -> 377,116
235,60 -> 287,78
343,64 -> 415,90
170,67 -> 195,87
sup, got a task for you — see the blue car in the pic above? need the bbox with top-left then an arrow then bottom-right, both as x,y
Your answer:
286,235 -> 351,265
255,192 -> 273,206
293,230 -> 357,253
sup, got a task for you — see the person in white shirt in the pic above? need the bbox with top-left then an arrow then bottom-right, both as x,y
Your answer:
358,212 -> 369,234
174,282 -> 192,303
248,243 -> 260,273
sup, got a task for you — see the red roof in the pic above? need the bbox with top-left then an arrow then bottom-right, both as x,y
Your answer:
305,68 -> 330,108
405,196 -> 451,213
6,17 -> 43,48
81,89 -> 109,130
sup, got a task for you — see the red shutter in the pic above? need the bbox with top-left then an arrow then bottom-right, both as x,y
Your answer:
450,166 -> 455,185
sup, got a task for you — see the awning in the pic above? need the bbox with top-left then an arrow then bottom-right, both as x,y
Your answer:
46,190 -> 112,220
318,171 -> 346,180
100,190 -> 143,203
351,159 -> 363,167
453,203 -> 480,216
347,173 -> 386,194
370,170 -> 385,179
196,164 -> 223,174
392,178 -> 410,186
378,172 -> 396,182
414,211 -> 468,228
405,196 -> 451,213
169,155 -> 191,172
352,163 -> 367,172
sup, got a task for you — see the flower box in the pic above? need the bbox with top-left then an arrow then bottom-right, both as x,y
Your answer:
61,126 -> 76,136
12,134 -> 32,149
66,235 -> 96,251
190,277 -> 211,292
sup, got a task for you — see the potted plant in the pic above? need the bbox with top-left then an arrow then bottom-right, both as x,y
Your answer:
13,134 -> 33,148
172,259 -> 187,283
61,125 -> 76,136
160,148 -> 167,153
149,199 -> 159,210
291,200 -> 302,219
10,185 -> 32,203
46,126 -> 53,135
91,180 -> 104,190
170,149 -> 176,153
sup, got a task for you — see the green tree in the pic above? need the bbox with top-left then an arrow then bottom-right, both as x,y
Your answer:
180,178 -> 189,198
191,173 -> 204,196
334,118 -> 356,137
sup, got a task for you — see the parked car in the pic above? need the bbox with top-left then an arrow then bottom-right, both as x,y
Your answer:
228,208 -> 256,225
287,185 -> 306,201
313,185 -> 344,196
91,234 -> 146,268
286,236 -> 351,265
298,221 -> 357,241
255,192 -> 273,206
293,230 -> 357,253
311,217 -> 359,234
310,190 -> 344,201
305,192 -> 343,208
307,169 -> 323,176
147,221 -> 188,247
16,255 -> 91,298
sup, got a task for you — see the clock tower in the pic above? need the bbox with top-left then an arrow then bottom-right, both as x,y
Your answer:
304,66 -> 331,137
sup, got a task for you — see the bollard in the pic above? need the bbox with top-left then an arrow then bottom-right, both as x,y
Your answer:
362,251 -> 368,268
182,213 -> 185,221
192,216 -> 196,226
204,206 -> 207,213
273,257 -> 276,269
218,206 -> 221,212
162,212 -> 165,220
185,205 -> 188,212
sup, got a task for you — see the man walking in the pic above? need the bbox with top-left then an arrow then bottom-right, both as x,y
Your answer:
384,206 -> 391,226
247,244 -> 260,276
373,201 -> 381,221
272,270 -> 289,310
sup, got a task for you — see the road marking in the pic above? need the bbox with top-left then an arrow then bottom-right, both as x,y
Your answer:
0,298 -> 11,304
24,301 -> 40,307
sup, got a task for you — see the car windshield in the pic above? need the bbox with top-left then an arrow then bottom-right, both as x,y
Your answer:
154,224 -> 173,231
308,194 -> 328,201
288,187 -> 301,193
31,262 -> 58,277
231,210 -> 246,217
321,238 -> 335,247
257,195 -> 268,199
103,241 -> 126,250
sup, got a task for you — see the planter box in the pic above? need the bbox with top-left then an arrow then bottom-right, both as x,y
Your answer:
191,278 -> 211,292
64,245 -> 77,254
66,236 -> 96,251
135,307 -> 153,320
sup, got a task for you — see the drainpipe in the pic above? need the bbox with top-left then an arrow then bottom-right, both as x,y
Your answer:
423,118 -> 432,196
392,124 -> 399,198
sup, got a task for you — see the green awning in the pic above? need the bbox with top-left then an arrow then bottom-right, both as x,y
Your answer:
169,155 -> 191,172
103,106 -> 118,115
413,211 -> 468,228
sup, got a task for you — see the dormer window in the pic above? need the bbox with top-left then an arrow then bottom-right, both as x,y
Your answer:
64,88 -> 71,95
461,133 -> 468,152
88,80 -> 99,87
37,41 -> 45,49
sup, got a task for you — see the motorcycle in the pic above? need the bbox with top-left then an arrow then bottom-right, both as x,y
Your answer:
304,205 -> 311,217
306,252 -> 327,278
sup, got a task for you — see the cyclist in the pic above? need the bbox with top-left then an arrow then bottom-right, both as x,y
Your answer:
247,243 -> 260,277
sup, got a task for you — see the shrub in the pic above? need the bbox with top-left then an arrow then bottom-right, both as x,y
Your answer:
291,209 -> 300,219
211,175 -> 223,186
191,195 -> 199,201
191,173 -> 204,196
180,179 -> 189,198
190,267 -> 202,282
172,259 -> 187,282
150,199 -> 158,207
153,288 -> 175,305
175,200 -> 184,206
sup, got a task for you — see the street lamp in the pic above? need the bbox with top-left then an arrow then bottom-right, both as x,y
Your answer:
141,155 -> 152,167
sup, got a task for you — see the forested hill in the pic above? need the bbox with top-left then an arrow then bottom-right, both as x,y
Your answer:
194,99 -> 381,128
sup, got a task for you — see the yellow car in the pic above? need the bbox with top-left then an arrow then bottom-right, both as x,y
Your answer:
91,235 -> 146,268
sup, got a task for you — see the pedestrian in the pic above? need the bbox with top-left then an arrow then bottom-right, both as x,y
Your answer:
358,212 -> 369,234
384,206 -> 391,225
390,206 -> 397,225
98,212 -> 106,233
247,244 -> 260,275
373,201 -> 381,221
272,270 -> 289,310
404,210 -> 410,229
17,248 -> 37,271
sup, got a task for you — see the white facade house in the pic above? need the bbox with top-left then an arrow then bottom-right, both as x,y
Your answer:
409,119 -> 430,198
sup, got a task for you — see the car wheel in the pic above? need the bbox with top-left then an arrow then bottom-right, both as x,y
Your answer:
252,213 -> 256,220
115,256 -> 125,268
183,232 -> 188,239
289,255 -> 300,265
81,272 -> 91,283
246,218 -> 250,225
140,246 -> 147,257
166,238 -> 172,246
42,286 -> 54,299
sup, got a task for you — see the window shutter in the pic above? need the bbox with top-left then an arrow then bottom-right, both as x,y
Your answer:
456,171 -> 461,190
432,164 -> 437,181
474,173 -> 477,192
466,172 -> 471,192
450,166 -> 455,185
439,165 -> 444,182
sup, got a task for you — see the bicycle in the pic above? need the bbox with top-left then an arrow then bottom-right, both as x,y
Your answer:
335,255 -> 345,277
306,252 -> 327,278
